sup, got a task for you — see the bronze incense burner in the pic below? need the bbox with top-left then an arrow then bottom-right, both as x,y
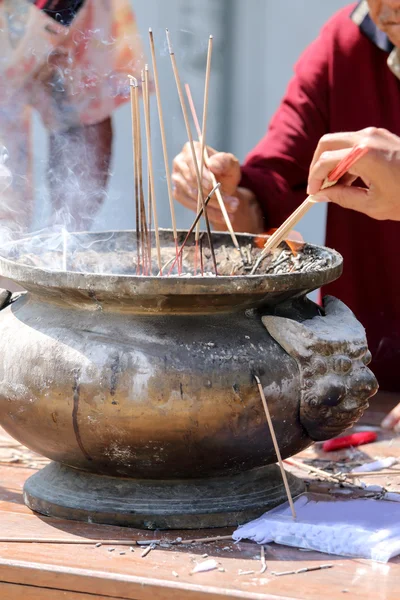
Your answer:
0,230 -> 378,529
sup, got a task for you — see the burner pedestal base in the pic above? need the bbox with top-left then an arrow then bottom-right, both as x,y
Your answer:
23,462 -> 304,530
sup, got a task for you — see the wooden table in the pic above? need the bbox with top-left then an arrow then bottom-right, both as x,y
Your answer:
1,392 -> 400,600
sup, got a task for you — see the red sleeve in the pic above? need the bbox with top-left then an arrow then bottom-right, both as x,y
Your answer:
240,21 -> 334,228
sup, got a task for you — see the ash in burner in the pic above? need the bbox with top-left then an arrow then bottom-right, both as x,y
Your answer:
189,243 -> 333,277
1,230 -> 334,277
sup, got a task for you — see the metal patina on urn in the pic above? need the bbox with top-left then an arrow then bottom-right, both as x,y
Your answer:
0,230 -> 378,529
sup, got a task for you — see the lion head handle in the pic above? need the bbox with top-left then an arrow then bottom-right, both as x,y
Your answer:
262,296 -> 378,441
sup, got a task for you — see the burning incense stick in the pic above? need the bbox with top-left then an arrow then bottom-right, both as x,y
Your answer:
142,70 -> 153,271
129,77 -> 141,273
166,182 -> 221,275
130,75 -> 149,274
142,66 -> 162,275
166,29 -> 218,276
250,144 -> 369,274
148,28 -> 178,264
61,228 -> 68,271
185,83 -> 245,264
199,232 -> 204,276
254,374 -> 297,520
195,35 -> 213,246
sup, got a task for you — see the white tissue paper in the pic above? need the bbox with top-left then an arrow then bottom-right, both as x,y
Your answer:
233,492 -> 400,563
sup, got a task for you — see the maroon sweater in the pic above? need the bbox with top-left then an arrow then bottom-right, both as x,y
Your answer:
240,3 -> 400,391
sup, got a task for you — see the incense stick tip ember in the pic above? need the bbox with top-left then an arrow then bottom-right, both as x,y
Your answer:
165,28 -> 173,54
128,74 -> 137,87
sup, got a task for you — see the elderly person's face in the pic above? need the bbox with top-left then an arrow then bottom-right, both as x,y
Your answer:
368,0 -> 400,46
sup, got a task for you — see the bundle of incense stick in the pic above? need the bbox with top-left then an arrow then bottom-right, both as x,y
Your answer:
129,29 -> 248,277
250,144 -> 368,274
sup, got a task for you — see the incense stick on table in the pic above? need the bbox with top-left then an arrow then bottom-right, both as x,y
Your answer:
148,29 -> 179,266
185,83 -> 245,264
285,457 -> 346,483
143,65 -> 163,275
254,374 -> 297,520
0,538 -> 137,545
129,77 -> 141,273
166,29 -> 218,276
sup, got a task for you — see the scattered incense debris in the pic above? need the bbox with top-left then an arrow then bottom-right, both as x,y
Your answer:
119,552 -> 126,555
259,546 -> 267,574
172,571 -> 179,578
108,548 -> 115,553
383,492 -> 400,502
141,543 -> 156,558
172,534 -> 232,546
130,547 -> 135,552
272,570 -> 296,577
218,567 -> 225,573
202,553 -> 208,558
238,570 -> 255,576
95,542 -> 102,548
0,442 -> 49,469
137,539 -> 160,546
190,559 -> 219,574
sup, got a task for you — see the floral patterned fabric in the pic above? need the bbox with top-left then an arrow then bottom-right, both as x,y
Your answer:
0,0 -> 145,232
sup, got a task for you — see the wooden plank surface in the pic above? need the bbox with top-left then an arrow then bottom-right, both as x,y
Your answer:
0,582 -> 128,600
0,392 -> 399,600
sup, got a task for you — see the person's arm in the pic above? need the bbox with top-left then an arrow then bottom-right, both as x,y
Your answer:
48,118 -> 112,230
172,22 -> 332,232
308,128 -> 400,430
30,0 -> 146,229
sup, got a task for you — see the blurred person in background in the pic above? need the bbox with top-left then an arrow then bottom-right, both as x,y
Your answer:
172,0 -> 400,406
0,0 -> 146,240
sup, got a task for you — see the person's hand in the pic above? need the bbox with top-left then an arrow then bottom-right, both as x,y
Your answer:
307,128 -> 400,221
172,142 -> 264,233
381,402 -> 400,432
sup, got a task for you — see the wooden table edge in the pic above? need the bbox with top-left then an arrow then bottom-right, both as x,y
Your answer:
0,558 -> 296,600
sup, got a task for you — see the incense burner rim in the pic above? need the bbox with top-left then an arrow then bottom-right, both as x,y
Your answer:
0,230 -> 343,298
